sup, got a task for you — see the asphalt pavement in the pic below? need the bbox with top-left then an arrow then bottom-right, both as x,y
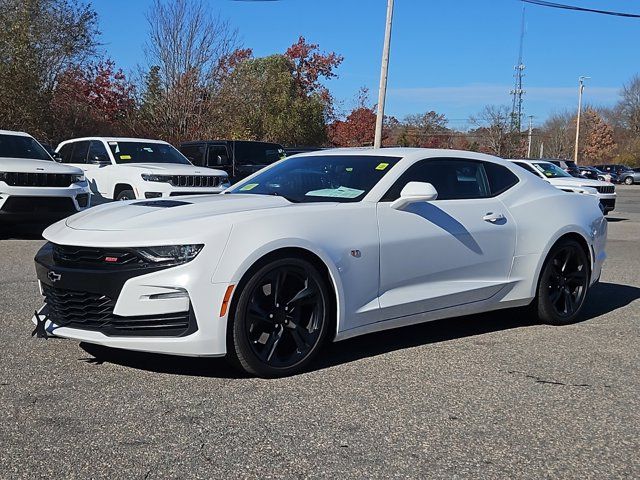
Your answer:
0,187 -> 638,479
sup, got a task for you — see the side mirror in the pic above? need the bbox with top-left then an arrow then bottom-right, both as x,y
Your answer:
90,155 -> 110,166
390,181 -> 438,210
52,152 -> 63,162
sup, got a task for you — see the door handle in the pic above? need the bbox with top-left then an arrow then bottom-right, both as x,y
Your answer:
483,212 -> 505,223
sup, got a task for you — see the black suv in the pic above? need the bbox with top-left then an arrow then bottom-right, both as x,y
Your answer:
179,140 -> 285,183
547,159 -> 584,178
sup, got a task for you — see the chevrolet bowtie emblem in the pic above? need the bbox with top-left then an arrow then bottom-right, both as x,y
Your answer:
47,271 -> 62,283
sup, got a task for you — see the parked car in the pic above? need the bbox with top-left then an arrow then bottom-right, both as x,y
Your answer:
0,129 -> 91,224
599,164 -> 640,185
284,147 -> 324,157
546,159 -> 584,178
32,148 -> 607,377
56,137 -> 229,202
510,159 -> 616,214
579,166 -> 615,183
179,140 -> 285,183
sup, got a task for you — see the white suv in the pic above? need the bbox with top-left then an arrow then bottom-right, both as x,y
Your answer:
56,137 -> 229,202
0,130 -> 91,224
510,159 -> 616,214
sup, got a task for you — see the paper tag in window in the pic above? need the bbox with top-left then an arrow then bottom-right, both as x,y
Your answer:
240,183 -> 258,191
120,155 -> 131,160
375,163 -> 389,170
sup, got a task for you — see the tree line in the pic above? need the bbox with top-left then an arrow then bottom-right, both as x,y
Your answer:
0,0 -> 638,166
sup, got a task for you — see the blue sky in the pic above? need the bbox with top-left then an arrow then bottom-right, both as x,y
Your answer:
94,0 -> 638,129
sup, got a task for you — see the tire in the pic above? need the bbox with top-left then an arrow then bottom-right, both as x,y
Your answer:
624,176 -> 634,185
534,239 -> 590,326
227,257 -> 331,377
116,189 -> 135,201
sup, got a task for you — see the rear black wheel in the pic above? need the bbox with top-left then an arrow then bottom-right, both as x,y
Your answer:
228,257 -> 330,377
535,239 -> 589,325
624,176 -> 634,185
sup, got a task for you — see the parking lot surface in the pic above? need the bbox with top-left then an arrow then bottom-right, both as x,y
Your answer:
1,187 -> 639,479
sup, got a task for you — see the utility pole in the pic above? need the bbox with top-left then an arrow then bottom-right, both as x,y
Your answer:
539,142 -> 544,158
374,0 -> 394,148
526,115 -> 534,158
573,76 -> 589,165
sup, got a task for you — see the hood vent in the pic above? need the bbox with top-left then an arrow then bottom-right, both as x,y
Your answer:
131,200 -> 191,208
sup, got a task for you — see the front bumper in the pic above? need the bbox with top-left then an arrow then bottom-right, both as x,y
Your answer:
0,183 -> 91,222
33,243 -> 230,356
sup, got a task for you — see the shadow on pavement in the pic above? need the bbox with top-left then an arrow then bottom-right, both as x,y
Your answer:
0,223 -> 46,240
78,281 -> 640,379
606,217 -> 627,223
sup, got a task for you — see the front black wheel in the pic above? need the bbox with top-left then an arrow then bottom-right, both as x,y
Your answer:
535,239 -> 589,325
228,257 -> 330,377
116,189 -> 135,201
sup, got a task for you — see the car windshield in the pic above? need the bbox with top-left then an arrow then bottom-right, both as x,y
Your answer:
226,154 -> 401,203
533,162 -> 572,178
0,134 -> 52,161
108,141 -> 191,165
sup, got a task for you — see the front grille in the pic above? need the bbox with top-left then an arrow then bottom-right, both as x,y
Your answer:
169,175 -> 221,188
42,284 -> 195,337
596,185 -> 615,194
52,244 -> 145,268
3,172 -> 74,187
1,196 -> 75,213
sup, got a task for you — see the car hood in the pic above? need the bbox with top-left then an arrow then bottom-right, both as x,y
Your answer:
547,177 -> 611,188
116,163 -> 226,176
64,194 -> 337,231
0,157 -> 83,174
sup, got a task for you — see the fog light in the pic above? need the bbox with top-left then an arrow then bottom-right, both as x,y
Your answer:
145,192 -> 162,199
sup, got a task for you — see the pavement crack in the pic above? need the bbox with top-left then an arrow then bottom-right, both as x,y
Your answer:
507,370 -> 596,388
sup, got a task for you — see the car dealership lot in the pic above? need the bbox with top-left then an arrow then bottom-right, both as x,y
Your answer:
1,187 -> 639,479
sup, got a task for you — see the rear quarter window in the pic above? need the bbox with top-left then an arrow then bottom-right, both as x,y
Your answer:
484,162 -> 519,196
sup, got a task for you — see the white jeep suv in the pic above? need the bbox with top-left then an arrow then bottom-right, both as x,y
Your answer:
510,159 -> 616,214
56,137 -> 229,202
0,130 -> 91,224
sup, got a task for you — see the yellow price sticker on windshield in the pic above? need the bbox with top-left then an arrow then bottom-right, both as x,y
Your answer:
240,183 -> 258,191
375,162 -> 389,170
120,155 -> 131,160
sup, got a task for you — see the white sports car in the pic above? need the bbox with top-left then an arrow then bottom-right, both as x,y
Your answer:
33,148 -> 607,377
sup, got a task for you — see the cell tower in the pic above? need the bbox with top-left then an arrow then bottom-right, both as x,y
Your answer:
510,6 -> 526,131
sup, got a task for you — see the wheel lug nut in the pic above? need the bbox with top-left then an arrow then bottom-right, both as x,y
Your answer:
269,314 -> 273,318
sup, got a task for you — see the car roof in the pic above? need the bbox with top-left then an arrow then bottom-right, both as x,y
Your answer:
0,129 -> 31,137
296,147 -> 513,166
60,137 -> 170,144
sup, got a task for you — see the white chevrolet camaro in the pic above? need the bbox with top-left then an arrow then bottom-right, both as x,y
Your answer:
33,148 -> 607,377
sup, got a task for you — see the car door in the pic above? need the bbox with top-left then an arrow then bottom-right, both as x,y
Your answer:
61,140 -> 92,182
375,158 -> 518,321
85,140 -> 114,199
206,144 -> 233,178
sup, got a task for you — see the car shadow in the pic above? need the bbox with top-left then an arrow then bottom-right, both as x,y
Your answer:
77,281 -> 640,379
0,223 -> 47,240
606,217 -> 627,223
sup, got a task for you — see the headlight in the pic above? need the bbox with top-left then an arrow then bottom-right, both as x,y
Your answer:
141,173 -> 170,182
134,244 -> 204,265
71,174 -> 85,183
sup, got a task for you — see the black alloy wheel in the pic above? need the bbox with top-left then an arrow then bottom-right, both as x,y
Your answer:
116,189 -> 135,201
536,239 -> 589,325
229,257 -> 330,377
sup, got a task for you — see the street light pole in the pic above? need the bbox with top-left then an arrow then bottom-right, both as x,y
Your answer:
374,0 -> 394,148
573,76 -> 589,165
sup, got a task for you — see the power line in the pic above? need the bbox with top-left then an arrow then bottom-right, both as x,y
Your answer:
521,0 -> 640,18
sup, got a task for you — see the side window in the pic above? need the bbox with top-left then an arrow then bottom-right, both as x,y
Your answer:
207,145 -> 230,166
70,141 -> 89,164
382,159 -> 490,201
58,143 -> 74,163
88,141 -> 109,162
484,162 -> 519,195
181,145 -> 205,165
514,162 -> 539,176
